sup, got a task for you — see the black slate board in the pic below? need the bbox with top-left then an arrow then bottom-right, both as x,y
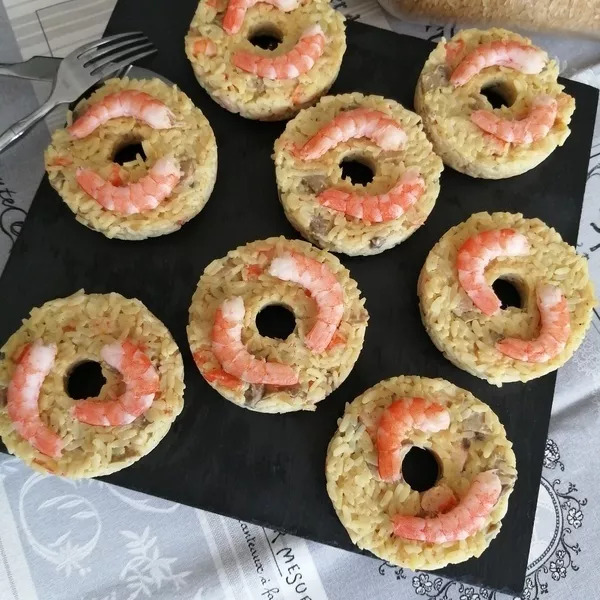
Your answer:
0,1 -> 597,594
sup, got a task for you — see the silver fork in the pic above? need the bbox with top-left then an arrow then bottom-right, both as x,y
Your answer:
0,32 -> 156,154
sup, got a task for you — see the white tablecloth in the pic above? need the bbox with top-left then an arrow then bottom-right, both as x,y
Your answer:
1,1 -> 599,599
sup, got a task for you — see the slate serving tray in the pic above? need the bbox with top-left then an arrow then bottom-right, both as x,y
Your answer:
0,1 -> 597,594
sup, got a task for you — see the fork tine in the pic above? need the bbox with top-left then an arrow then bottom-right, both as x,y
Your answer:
91,42 -> 155,71
74,31 -> 146,58
83,36 -> 150,66
91,48 -> 157,78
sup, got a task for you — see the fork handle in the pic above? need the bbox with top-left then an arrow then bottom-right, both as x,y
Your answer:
0,98 -> 58,154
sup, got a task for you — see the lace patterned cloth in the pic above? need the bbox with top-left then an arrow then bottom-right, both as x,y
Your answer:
0,1 -> 599,599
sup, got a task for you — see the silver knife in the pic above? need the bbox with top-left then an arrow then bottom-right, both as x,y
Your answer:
0,55 -> 61,82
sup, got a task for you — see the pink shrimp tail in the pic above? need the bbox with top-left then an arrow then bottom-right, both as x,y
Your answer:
212,297 -> 299,385
233,24 -> 325,80
76,156 -> 182,215
294,108 -> 407,161
68,90 -> 175,138
444,39 -> 465,65
268,251 -> 344,353
223,0 -> 299,34
457,228 -> 530,316
376,397 -> 450,482
7,341 -> 64,458
496,283 -> 570,363
421,484 -> 459,515
471,95 -> 558,144
73,340 -> 159,427
450,41 -> 547,87
222,0 -> 247,34
318,168 -> 424,223
31,428 -> 64,458
393,471 -> 502,542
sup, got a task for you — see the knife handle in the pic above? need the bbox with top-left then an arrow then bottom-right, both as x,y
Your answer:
0,98 -> 58,154
0,56 -> 60,81
0,63 -> 22,78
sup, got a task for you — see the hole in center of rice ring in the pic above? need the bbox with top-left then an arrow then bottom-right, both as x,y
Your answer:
0,291 -> 185,479
187,236 -> 368,413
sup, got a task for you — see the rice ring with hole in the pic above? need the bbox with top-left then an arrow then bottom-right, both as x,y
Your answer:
185,0 -> 346,121
0,291 -> 184,478
274,93 -> 444,255
45,77 -> 218,240
418,212 -> 596,386
187,236 -> 368,412
415,28 -> 575,179
326,375 -> 516,570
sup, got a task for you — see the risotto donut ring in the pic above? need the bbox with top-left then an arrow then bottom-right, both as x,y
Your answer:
415,28 -> 575,179
187,236 -> 368,412
45,77 -> 218,240
185,0 -> 346,120
419,212 -> 596,386
0,291 -> 184,478
274,93 -> 443,255
326,376 -> 516,570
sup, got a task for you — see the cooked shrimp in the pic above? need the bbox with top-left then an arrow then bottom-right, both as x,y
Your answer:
291,83 -> 305,105
457,228 -> 530,316
450,41 -> 547,87
268,251 -> 344,352
318,168 -> 424,223
192,349 -> 241,389
444,39 -> 464,65
471,95 -> 558,144
421,483 -> 459,515
496,283 -> 570,362
192,38 -> 217,57
393,470 -> 501,542
50,156 -> 73,167
108,163 -> 123,186
7,341 -> 63,458
294,108 -> 406,160
376,397 -> 450,483
73,340 -> 159,427
212,297 -> 299,385
68,90 -> 175,138
223,0 -> 299,34
233,24 -> 325,80
76,156 -> 182,215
